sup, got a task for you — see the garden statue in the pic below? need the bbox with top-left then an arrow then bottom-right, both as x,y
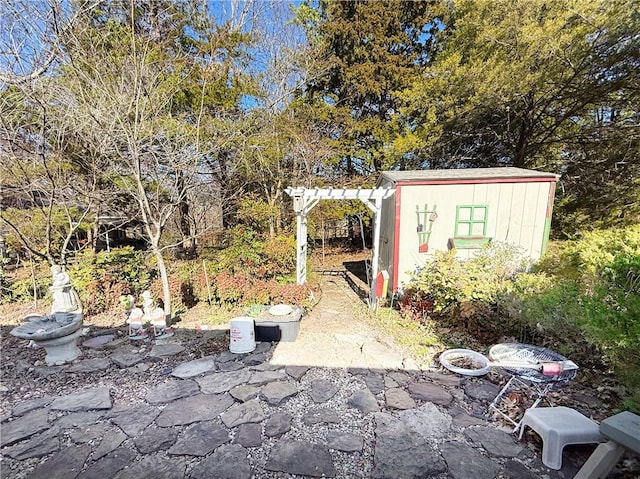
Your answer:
126,290 -> 172,338
126,303 -> 146,338
50,264 -> 81,313
10,265 -> 84,365
120,294 -> 135,313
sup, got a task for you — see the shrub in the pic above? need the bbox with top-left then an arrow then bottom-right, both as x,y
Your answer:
260,234 -> 297,281
581,285 -> 640,354
538,224 -> 640,289
531,228 -> 640,352
149,275 -> 196,313
507,276 -> 587,354
602,253 -> 640,294
197,228 -> 299,306
217,227 -> 264,276
510,226 -> 640,411
6,270 -> 50,303
213,271 -> 249,305
208,269 -> 315,309
514,275 -> 583,331
576,225 -> 640,276
192,260 -> 218,303
273,283 -> 316,309
236,195 -> 280,233
213,227 -> 297,282
398,288 -> 434,320
244,278 -> 275,306
67,247 -> 154,315
403,242 -> 528,318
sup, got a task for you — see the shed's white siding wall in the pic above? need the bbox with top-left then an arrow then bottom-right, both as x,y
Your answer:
393,181 -> 552,291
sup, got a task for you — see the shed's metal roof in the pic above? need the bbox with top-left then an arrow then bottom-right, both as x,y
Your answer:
378,167 -> 558,184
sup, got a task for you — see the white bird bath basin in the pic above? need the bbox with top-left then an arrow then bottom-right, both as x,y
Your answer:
10,265 -> 84,366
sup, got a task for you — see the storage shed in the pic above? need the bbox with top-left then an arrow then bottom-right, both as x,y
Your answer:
376,167 -> 559,294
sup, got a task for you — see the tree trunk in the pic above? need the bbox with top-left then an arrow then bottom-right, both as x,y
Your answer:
88,225 -> 97,252
513,94 -> 535,168
176,172 -> 195,257
153,246 -> 172,319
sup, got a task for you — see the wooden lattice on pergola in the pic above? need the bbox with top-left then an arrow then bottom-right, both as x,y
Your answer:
285,187 -> 395,308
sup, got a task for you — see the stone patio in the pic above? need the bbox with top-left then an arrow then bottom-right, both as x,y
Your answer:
0,274 -> 613,478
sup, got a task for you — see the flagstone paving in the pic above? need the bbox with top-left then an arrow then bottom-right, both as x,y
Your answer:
1,274 -> 604,478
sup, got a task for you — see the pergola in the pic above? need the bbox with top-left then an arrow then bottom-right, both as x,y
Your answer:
285,187 -> 396,308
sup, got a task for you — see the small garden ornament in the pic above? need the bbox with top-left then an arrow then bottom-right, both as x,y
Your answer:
126,291 -> 172,339
126,305 -> 146,338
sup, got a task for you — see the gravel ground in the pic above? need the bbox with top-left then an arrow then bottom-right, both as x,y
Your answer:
0,325 -> 228,415
0,322 -> 384,479
244,366 -> 377,479
1,281 -> 639,479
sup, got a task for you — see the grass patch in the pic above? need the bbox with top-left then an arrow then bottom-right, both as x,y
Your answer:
356,304 -> 446,364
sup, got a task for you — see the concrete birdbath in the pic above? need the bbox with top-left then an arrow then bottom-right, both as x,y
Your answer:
11,265 -> 84,365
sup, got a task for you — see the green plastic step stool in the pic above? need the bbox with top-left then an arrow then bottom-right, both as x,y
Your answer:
574,411 -> 640,479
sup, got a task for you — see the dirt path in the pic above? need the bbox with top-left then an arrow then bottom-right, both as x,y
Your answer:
270,271 -> 417,370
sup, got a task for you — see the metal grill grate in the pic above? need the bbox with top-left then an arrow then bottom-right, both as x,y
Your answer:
489,343 -> 578,383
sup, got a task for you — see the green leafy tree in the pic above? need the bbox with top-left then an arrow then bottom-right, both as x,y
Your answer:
301,0 -> 445,178
405,0 -> 639,232
225,2 -> 336,236
0,1 -> 106,265
0,82 -> 100,266
2,1 -> 254,315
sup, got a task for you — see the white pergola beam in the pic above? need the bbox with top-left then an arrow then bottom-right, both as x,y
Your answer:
288,187 -> 394,202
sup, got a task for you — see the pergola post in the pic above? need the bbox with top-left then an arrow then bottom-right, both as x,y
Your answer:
286,187 -> 395,309
295,210 -> 306,285
290,189 -> 319,285
361,196 -> 384,307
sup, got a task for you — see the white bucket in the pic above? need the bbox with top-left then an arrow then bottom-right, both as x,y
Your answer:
229,316 -> 256,353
